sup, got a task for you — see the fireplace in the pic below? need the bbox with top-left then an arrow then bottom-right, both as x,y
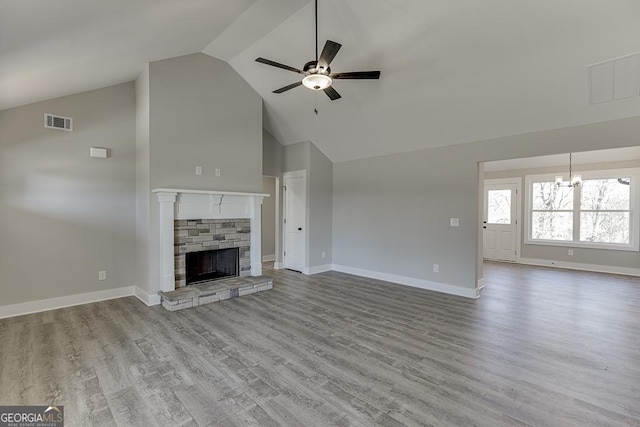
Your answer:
186,248 -> 239,285
153,188 -> 268,293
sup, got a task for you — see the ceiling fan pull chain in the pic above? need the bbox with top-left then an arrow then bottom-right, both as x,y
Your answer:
314,91 -> 319,115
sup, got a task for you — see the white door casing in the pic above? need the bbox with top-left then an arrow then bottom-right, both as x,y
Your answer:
483,180 -> 520,262
283,170 -> 307,272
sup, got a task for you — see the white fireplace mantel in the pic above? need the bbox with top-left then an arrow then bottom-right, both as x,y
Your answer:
152,188 -> 269,292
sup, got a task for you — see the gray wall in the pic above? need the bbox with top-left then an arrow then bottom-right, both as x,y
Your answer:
485,159 -> 640,270
0,83 -> 136,306
149,53 -> 262,192
283,140 -> 310,172
309,143 -> 333,267
135,66 -> 151,296
261,176 -> 276,258
333,116 -> 640,294
138,52 -> 263,294
263,129 -> 283,178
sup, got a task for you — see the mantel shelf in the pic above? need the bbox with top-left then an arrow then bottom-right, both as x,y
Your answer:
152,188 -> 269,198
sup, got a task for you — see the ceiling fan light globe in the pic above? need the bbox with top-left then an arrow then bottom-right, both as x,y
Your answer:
302,74 -> 332,91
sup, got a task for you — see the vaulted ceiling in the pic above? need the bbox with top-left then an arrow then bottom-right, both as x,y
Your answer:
3,0 -> 640,162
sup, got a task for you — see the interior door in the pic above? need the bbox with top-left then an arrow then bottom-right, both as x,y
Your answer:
283,171 -> 306,272
483,183 -> 517,261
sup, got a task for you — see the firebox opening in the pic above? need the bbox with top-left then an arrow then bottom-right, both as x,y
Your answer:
186,248 -> 239,285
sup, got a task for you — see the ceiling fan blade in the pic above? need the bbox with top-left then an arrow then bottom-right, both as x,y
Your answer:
317,40 -> 342,70
323,86 -> 341,101
255,58 -> 304,74
331,71 -> 381,80
273,81 -> 303,94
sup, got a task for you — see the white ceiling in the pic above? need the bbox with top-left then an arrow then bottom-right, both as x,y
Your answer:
0,0 -> 257,111
3,0 -> 640,163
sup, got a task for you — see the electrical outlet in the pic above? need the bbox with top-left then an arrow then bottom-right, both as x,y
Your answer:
195,166 -> 202,176
450,218 -> 459,227
98,271 -> 107,281
215,168 -> 221,177
322,251 -> 326,258
568,249 -> 574,256
433,264 -> 439,273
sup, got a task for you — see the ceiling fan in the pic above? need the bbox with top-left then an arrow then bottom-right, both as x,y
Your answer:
255,0 -> 380,101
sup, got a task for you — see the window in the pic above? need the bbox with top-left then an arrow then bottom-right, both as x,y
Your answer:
487,189 -> 512,224
525,168 -> 639,251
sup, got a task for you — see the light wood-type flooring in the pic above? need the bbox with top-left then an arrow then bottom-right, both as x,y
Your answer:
1,262 -> 639,426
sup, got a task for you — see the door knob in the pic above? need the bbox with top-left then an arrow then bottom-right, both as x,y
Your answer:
298,227 -> 302,231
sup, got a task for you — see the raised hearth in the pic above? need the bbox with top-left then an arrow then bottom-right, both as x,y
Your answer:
159,275 -> 273,311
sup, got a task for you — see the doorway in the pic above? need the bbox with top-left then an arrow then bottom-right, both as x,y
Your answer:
483,178 -> 521,262
282,170 -> 307,272
261,176 -> 277,262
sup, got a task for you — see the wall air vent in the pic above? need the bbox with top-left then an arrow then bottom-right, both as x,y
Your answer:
44,113 -> 73,131
588,52 -> 640,104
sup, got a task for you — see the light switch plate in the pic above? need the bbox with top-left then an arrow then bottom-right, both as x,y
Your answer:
450,218 -> 460,227
90,147 -> 108,158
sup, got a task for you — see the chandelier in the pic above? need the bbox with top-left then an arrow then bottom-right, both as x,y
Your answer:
555,153 -> 581,188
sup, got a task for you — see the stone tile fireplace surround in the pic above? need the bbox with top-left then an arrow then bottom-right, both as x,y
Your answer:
153,189 -> 268,293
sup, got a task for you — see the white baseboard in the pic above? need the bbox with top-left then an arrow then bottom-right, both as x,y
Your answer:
0,286 -> 136,319
262,254 -> 276,262
273,262 -> 284,270
134,286 -> 161,306
304,264 -> 333,275
518,258 -> 640,277
331,264 -> 478,299
478,278 -> 485,290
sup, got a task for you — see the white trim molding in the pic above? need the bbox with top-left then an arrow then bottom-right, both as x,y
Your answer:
331,264 -> 479,299
518,257 -> 640,277
152,188 -> 269,293
304,264 -> 333,275
134,286 -> 161,306
0,287 -> 136,319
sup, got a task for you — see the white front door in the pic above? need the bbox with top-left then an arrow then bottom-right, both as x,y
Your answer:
483,183 -> 518,261
283,170 -> 307,272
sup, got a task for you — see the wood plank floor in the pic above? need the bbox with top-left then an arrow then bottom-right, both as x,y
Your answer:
1,262 -> 639,426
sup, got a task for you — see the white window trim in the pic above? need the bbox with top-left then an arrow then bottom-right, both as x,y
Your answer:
524,167 -> 639,252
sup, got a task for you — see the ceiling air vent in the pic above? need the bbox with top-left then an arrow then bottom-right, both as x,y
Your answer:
588,52 -> 640,104
44,113 -> 73,131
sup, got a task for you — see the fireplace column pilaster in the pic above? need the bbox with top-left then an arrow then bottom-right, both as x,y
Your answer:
250,196 -> 264,276
157,191 -> 177,292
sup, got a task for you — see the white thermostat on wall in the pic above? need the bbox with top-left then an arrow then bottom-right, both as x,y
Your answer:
90,147 -> 108,159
